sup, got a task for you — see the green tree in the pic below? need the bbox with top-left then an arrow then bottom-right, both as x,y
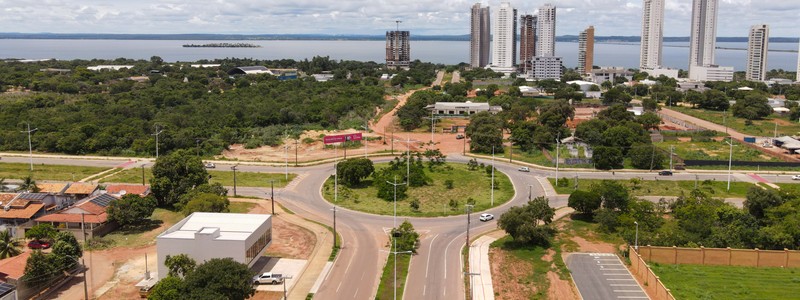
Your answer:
165,254 -> 197,278
597,104 -> 635,123
628,143 -> 665,170
25,223 -> 57,241
593,146 -> 624,170
0,230 -> 21,259
637,112 -> 661,130
107,194 -> 157,227
642,97 -> 658,111
391,220 -> 420,253
732,93 -> 772,120
744,187 -> 785,220
498,197 -> 556,246
700,89 -> 730,111
21,250 -> 56,285
17,176 -> 39,192
151,150 -> 209,207
181,193 -> 230,216
602,87 -> 632,105
337,158 -> 375,187
574,119 -> 609,146
147,276 -> 185,300
593,181 -> 630,211
685,90 -> 705,107
183,258 -> 255,300
568,190 -> 602,215
465,112 -> 504,153
602,126 -> 639,153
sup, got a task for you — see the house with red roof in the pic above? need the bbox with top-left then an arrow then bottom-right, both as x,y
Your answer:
33,193 -> 119,239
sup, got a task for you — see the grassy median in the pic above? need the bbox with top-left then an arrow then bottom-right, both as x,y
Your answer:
100,167 -> 295,188
376,246 -> 411,300
0,162 -> 110,181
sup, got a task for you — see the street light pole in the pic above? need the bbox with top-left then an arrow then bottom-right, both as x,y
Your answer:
281,275 -> 294,300
491,146 -> 495,206
528,185 -> 532,200
387,171 -> 408,300
231,165 -> 238,197
726,138 -> 734,191
141,165 -> 146,185
152,125 -> 164,159
20,123 -> 37,171
334,144 -> 338,202
634,221 -> 639,252
270,180 -> 276,215
284,144 -> 288,181
555,136 -> 560,182
669,145 -> 674,171
330,206 -> 338,249
361,123 -> 369,158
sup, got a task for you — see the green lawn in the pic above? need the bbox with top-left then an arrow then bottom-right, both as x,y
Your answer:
228,202 -> 256,213
376,247 -> 411,300
670,106 -> 800,137
322,163 -> 514,217
656,139 -> 779,162
548,178 -> 755,198
651,263 -> 800,300
85,208 -> 184,250
100,167 -> 295,188
0,162 -> 110,182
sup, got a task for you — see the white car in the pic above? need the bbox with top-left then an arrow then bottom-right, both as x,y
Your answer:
518,167 -> 530,172
479,213 -> 494,222
204,162 -> 216,169
253,272 -> 284,284
792,175 -> 800,180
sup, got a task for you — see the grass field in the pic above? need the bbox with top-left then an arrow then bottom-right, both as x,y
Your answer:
375,247 -> 411,300
85,208 -> 184,250
656,139 -> 780,162
650,263 -> 800,300
100,167 -> 295,188
322,163 -> 514,217
670,106 -> 800,137
548,178 -> 755,198
228,202 -> 256,213
0,162 -> 110,182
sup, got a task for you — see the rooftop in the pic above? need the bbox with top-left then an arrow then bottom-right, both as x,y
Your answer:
64,183 -> 98,195
0,251 -> 30,281
105,184 -> 150,196
0,203 -> 44,220
160,212 -> 271,241
37,183 -> 68,194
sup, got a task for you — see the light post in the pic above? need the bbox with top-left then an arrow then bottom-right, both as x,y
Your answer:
294,139 -> 299,167
387,171 -> 409,300
491,146 -> 495,206
555,136 -> 561,182
634,221 -> 639,252
330,206 -> 338,249
465,203 -> 475,300
141,165 -> 146,185
386,176 -> 406,229
528,185 -> 532,200
195,138 -> 202,157
231,165 -> 238,197
465,272 -> 481,300
152,125 -> 164,159
725,138 -> 734,191
269,179 -> 276,215
284,143 -> 288,181
361,123 -> 369,158
669,145 -> 674,171
281,275 -> 294,300
20,123 -> 37,171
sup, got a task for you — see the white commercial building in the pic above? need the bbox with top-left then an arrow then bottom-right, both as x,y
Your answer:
156,212 -> 272,279
644,67 -> 679,79
531,56 -> 563,80
590,67 -> 633,84
536,4 -> 556,57
87,65 -> 134,71
426,102 -> 502,116
746,24 -> 770,82
489,2 -> 517,72
688,0 -> 719,79
639,0 -> 665,69
689,65 -> 734,82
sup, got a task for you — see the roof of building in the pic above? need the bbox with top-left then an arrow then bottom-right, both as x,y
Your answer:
64,183 -> 98,195
0,282 -> 15,297
0,251 -> 30,281
105,185 -> 150,196
228,66 -> 269,75
16,193 -> 48,201
37,183 -> 68,194
566,80 -> 598,86
0,194 -> 15,206
0,203 -> 44,220
159,212 -> 270,241
737,86 -> 754,91
431,101 -> 491,109
35,213 -> 107,224
34,194 -> 117,224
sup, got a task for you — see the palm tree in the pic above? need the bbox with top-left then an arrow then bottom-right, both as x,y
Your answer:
16,176 -> 39,193
0,230 -> 21,259
0,178 -> 6,192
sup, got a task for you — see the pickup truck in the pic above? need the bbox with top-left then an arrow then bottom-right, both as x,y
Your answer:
253,272 -> 284,284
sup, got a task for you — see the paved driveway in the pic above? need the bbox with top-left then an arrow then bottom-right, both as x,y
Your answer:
567,253 -> 649,300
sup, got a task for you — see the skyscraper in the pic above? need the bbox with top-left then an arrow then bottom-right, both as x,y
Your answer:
797,40 -> 800,82
385,30 -> 410,69
536,4 -> 556,57
519,14 -> 536,73
470,3 -> 491,68
640,0 -> 664,69
490,2 -> 517,70
688,0 -> 719,79
746,24 -> 769,81
578,26 -> 595,74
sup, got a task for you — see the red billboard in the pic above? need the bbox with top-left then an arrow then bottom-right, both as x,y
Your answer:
323,133 -> 363,144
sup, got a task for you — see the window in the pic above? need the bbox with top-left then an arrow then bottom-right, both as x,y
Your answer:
246,229 -> 272,263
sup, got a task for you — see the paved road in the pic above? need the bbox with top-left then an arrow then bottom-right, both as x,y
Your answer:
567,253 -> 649,300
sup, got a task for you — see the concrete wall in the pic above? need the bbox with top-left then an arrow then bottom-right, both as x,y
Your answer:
630,248 -> 676,300
639,246 -> 800,268
157,235 -> 244,280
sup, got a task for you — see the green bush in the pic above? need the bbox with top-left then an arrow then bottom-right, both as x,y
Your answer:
444,179 -> 454,189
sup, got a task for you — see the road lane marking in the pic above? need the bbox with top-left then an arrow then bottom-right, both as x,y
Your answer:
617,297 -> 649,299
336,252 -> 356,293
606,278 -> 636,281
610,284 -> 640,287
603,273 -> 631,276
443,235 -> 460,280
614,290 -> 646,292
425,234 -> 439,279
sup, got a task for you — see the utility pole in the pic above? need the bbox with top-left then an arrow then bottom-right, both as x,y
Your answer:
334,144 -> 338,202
634,221 -> 639,251
726,137 -> 734,191
282,275 -> 294,300
669,145 -> 674,171
284,143 -> 288,181
465,204 -> 475,300
555,136 -> 561,182
424,110 -> 438,143
231,165 -> 238,197
20,123 -> 37,171
462,134 -> 466,155
361,123 -> 369,158
152,125 -> 164,159
295,139 -> 299,166
491,146 -> 495,206
528,185 -> 532,200
391,126 -> 395,155
270,180 -> 276,215
141,165 -> 146,185
195,139 -> 201,156
386,173 -> 408,300
774,122 -> 778,138
330,206 -> 338,249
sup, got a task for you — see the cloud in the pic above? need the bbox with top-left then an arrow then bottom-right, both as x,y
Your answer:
0,0 -> 796,37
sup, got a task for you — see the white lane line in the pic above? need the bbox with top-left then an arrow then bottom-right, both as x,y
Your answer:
353,288 -> 359,298
425,234 -> 439,279
617,297 -> 649,299
606,278 -> 636,281
423,285 -> 426,296
610,284 -> 640,287
614,290 -> 646,293
336,253 -> 356,293
443,235 -> 460,280
603,273 -> 631,276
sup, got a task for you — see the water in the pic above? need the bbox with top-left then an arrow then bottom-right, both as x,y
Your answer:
0,39 -> 797,71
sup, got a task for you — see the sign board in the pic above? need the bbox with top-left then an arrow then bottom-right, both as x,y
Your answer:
323,133 -> 363,145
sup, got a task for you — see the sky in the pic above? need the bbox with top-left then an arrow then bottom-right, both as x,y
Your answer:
0,0 -> 797,37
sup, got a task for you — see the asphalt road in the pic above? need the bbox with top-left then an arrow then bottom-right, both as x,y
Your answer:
567,253 -> 648,300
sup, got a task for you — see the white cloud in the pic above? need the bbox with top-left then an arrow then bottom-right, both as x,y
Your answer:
0,0 -> 797,37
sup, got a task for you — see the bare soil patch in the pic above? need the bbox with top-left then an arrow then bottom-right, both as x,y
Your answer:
489,247 -> 536,300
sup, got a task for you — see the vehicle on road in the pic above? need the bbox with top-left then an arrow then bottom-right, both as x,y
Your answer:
792,175 -> 800,180
253,272 -> 284,284
658,170 -> 673,176
518,167 -> 530,172
204,162 -> 216,169
479,213 -> 494,221
456,134 -> 464,139
27,240 -> 51,249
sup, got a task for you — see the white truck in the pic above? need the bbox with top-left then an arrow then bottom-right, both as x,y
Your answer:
253,272 -> 284,284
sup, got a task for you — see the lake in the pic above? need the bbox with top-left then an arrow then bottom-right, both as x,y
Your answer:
0,39 -> 797,71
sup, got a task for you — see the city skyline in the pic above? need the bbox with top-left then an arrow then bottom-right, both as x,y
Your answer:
0,0 -> 798,37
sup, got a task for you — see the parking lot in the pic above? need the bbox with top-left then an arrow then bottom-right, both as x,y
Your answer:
566,253 -> 649,300
251,257 -> 307,292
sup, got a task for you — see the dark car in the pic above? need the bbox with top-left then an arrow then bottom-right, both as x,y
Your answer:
27,240 -> 51,249
658,170 -> 673,176
456,134 -> 465,140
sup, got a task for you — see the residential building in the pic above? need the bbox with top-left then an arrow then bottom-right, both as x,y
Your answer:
566,80 -> 599,92
688,0 -> 719,77
519,14 -> 537,73
578,26 -> 595,74
426,102 -> 503,116
678,81 -> 708,92
157,212 -> 273,279
386,30 -> 411,69
645,67 -> 680,79
470,3 -> 491,68
87,65 -> 134,71
34,193 -> 120,239
690,65 -> 734,82
746,24 -> 770,81
490,2 -> 517,73
36,183 -> 68,194
536,4 -> 556,57
0,193 -> 46,229
105,184 -> 151,197
590,67 -> 633,84
531,56 -> 563,80
796,40 -> 799,82
63,182 -> 99,201
640,0 -> 665,69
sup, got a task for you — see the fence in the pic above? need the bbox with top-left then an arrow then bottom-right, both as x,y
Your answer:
682,159 -> 800,167
629,247 -> 676,300
637,245 -> 800,268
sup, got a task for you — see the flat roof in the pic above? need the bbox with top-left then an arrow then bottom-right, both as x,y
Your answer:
160,212 -> 270,241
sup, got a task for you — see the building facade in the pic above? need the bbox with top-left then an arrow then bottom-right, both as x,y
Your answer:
531,56 -> 563,80
688,0 -> 719,79
427,102 -> 502,116
519,14 -> 536,73
640,0 -> 664,69
578,26 -> 595,74
796,40 -> 799,82
746,24 -> 769,81
386,31 -> 410,69
690,65 -> 734,82
470,3 -> 491,68
490,2 -> 517,71
536,4 -> 556,57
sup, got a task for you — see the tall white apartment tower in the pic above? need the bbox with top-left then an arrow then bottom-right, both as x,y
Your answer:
490,2 -> 517,69
746,24 -> 769,81
688,0 -> 719,78
536,3 -> 556,57
470,3 -> 491,68
639,0 -> 665,69
796,40 -> 800,82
